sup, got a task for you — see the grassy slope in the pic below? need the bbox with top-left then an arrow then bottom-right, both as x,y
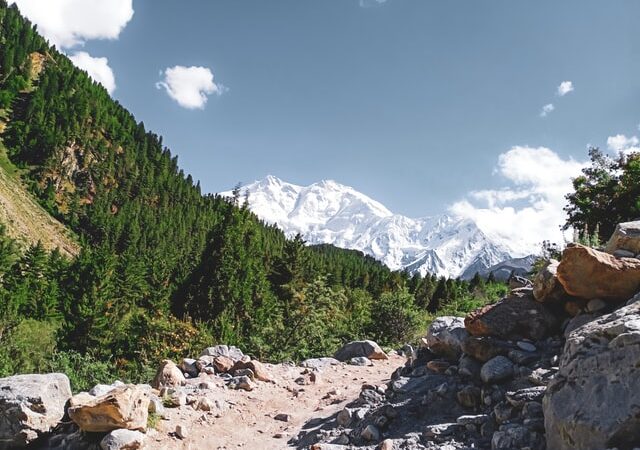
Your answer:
0,139 -> 79,257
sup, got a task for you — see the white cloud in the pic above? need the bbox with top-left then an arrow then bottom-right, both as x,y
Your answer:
540,103 -> 555,117
359,0 -> 388,7
449,146 -> 587,255
156,66 -> 223,110
557,81 -> 574,96
607,134 -> 640,155
10,0 -> 134,49
68,52 -> 116,94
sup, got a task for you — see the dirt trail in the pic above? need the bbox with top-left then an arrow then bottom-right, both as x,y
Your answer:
150,355 -> 404,450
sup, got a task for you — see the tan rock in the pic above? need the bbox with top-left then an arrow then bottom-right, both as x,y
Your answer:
213,356 -> 235,373
557,243 -> 640,301
464,291 -> 558,341
152,360 -> 185,389
232,359 -> 272,382
68,385 -> 150,432
605,221 -> 640,255
533,259 -> 567,303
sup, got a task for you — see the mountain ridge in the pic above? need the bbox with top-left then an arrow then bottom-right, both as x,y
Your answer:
221,175 -> 534,278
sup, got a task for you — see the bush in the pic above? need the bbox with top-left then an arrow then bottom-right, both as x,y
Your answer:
48,350 -> 114,393
369,289 -> 423,347
0,319 -> 58,376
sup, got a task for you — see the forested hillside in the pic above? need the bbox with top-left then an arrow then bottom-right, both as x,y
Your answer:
0,1 -> 506,388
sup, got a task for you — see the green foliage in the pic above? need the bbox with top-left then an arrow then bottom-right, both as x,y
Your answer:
0,319 -> 58,376
47,350 -> 114,393
565,147 -> 640,241
369,289 -> 422,346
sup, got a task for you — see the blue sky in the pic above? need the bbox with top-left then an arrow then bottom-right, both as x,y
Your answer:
9,0 -> 640,244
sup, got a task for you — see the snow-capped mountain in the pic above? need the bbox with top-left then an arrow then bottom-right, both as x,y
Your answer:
220,175 -> 534,279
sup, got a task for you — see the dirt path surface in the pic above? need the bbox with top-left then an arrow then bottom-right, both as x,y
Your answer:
149,355 -> 404,450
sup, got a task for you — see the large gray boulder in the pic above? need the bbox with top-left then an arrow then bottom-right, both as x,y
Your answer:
0,373 -> 72,448
544,299 -> 640,449
425,316 -> 468,360
605,220 -> 640,255
334,340 -> 387,361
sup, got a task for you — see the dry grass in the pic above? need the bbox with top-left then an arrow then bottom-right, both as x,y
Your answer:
0,142 -> 79,257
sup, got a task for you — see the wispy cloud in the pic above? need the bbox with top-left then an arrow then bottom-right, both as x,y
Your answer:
540,103 -> 555,117
156,66 -> 225,110
557,81 -> 574,97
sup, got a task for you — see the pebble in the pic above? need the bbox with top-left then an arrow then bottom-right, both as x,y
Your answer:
516,341 -> 537,352
175,424 -> 188,440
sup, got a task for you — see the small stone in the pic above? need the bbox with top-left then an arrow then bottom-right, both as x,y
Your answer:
349,356 -> 372,366
198,381 -> 216,390
175,424 -> 188,439
456,385 -> 481,408
587,298 -> 607,312
233,368 -> 255,380
456,414 -> 489,425
336,408 -> 352,426
379,439 -> 394,450
613,249 -> 636,258
426,360 -> 450,373
229,375 -> 254,391
179,358 -> 198,377
361,424 -> 380,442
516,341 -> 536,352
274,413 -> 290,422
195,397 -> 215,412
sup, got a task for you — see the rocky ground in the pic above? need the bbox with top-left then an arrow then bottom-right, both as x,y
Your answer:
4,221 -> 640,450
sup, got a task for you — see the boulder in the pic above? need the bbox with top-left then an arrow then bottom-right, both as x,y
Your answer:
533,259 -> 567,303
179,358 -> 198,378
0,373 -> 72,448
151,360 -> 185,389
425,316 -> 469,360
480,356 -> 514,384
68,385 -> 150,432
232,359 -> 272,382
213,356 -> 235,373
557,243 -> 640,301
200,345 -> 245,362
544,299 -> 640,449
605,220 -> 640,255
464,291 -> 558,341
100,429 -> 146,450
334,340 -> 387,361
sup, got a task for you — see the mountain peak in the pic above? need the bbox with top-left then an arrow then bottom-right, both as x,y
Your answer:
220,176 -> 527,278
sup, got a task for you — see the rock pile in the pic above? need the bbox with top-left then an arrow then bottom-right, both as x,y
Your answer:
299,221 -> 640,450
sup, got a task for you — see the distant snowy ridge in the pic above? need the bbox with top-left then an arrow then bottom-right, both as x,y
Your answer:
220,175 -> 536,279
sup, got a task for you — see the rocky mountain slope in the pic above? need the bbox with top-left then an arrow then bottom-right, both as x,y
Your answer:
221,176 -> 533,279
